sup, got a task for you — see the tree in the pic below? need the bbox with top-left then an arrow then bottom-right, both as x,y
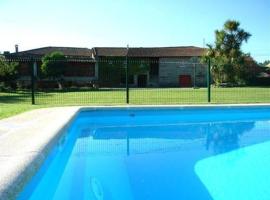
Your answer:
203,20 -> 252,85
0,56 -> 19,90
261,60 -> 270,67
41,52 -> 67,89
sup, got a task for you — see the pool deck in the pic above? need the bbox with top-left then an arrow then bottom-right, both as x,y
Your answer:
1,104 -> 270,199
0,107 -> 80,200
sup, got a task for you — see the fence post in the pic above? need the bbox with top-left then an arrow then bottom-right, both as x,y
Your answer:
207,58 -> 211,103
193,63 -> 196,88
126,45 -> 129,104
31,60 -> 36,105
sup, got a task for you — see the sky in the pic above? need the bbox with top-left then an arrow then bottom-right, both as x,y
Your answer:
0,0 -> 269,62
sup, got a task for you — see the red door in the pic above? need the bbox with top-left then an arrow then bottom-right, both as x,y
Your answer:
179,75 -> 192,87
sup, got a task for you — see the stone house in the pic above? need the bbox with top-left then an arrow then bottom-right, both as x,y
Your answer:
93,46 -> 207,87
5,45 -> 207,88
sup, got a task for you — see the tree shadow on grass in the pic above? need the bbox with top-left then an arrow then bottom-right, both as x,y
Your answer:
0,92 -> 31,104
0,91 -> 54,104
36,88 -> 126,93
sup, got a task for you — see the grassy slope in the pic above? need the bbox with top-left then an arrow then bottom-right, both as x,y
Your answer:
0,87 -> 269,119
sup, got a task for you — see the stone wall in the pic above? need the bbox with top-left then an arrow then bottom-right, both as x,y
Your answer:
159,57 -> 207,87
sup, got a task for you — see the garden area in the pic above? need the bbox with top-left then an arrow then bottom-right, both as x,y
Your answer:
1,87 -> 270,119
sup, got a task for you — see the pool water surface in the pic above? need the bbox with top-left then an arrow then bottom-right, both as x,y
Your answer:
18,107 -> 270,200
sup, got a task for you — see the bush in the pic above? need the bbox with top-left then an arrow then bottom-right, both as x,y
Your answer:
0,57 -> 19,89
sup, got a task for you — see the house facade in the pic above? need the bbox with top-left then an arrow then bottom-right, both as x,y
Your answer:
93,46 -> 207,87
5,47 -> 97,87
5,45 -> 207,88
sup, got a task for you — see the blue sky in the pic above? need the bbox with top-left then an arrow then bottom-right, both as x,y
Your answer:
0,0 -> 269,62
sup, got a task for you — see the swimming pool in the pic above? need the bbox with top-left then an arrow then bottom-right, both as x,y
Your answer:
18,106 -> 270,200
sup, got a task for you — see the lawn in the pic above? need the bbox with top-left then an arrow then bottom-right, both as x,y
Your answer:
0,87 -> 269,119
0,103 -> 43,119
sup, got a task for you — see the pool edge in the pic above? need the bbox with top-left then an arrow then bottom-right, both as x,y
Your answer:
0,107 -> 81,200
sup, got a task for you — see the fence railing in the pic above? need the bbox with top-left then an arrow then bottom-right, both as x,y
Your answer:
1,57 -> 270,105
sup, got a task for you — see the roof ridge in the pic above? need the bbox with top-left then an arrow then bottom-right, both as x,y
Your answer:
46,46 -> 90,49
121,46 -> 203,49
16,46 -> 91,54
94,47 -> 127,49
94,46 -> 203,49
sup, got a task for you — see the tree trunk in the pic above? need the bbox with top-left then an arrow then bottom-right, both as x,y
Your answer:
56,78 -> 64,90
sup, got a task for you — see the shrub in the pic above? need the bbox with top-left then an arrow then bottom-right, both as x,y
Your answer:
0,56 -> 19,90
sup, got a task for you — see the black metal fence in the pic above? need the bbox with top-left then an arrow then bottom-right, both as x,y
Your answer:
1,57 -> 270,106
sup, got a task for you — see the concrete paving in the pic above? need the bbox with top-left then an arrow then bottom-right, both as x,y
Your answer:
0,107 -> 80,200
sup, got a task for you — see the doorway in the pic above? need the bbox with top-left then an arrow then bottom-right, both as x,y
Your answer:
137,74 -> 147,87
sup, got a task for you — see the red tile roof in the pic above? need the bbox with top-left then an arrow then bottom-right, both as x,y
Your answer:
6,46 -> 206,62
13,46 -> 93,57
128,46 -> 206,57
94,46 -> 206,57
93,47 -> 128,57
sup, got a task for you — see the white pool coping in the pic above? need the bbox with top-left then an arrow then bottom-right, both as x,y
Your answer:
0,103 -> 270,199
0,107 -> 80,200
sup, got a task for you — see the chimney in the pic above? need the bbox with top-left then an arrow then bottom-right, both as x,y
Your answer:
15,44 -> 19,53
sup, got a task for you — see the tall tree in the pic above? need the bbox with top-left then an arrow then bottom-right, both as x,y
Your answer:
204,20 -> 252,85
41,52 -> 67,89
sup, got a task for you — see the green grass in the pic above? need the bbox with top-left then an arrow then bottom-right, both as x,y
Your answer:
0,87 -> 269,119
0,103 -> 43,119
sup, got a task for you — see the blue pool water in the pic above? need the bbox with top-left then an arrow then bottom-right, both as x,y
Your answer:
18,106 -> 270,200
